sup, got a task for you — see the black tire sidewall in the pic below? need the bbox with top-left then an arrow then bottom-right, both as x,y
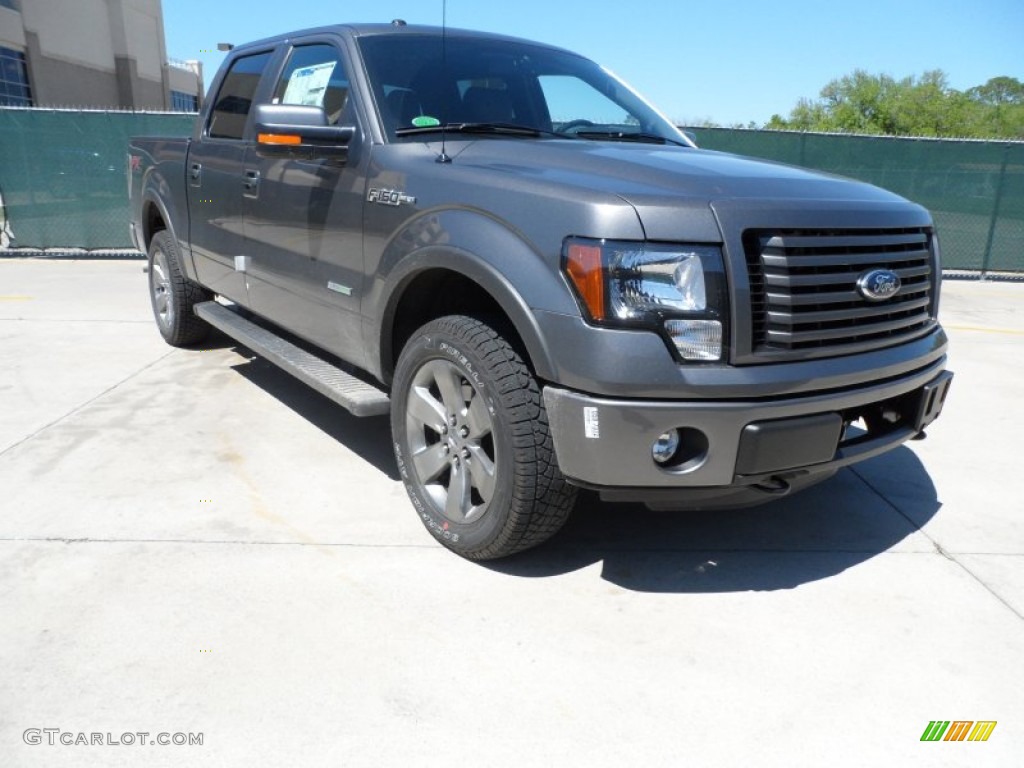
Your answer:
148,231 -> 179,343
147,230 -> 209,346
391,321 -> 518,555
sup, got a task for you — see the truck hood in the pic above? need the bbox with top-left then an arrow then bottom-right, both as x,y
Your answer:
451,139 -> 926,239
454,139 -> 907,203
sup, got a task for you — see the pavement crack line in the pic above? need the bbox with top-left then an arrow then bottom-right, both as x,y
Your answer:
0,536 -> 440,550
0,350 -> 175,460
0,317 -> 153,324
849,466 -> 1024,622
6,536 -> 1019,556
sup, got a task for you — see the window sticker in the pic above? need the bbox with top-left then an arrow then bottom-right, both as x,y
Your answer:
282,61 -> 337,107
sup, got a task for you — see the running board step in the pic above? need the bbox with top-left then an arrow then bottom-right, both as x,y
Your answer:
194,301 -> 390,417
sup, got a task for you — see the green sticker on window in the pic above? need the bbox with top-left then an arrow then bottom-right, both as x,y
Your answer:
411,115 -> 441,127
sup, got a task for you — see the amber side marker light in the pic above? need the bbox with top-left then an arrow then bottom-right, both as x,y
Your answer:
565,243 -> 606,321
258,133 -> 301,145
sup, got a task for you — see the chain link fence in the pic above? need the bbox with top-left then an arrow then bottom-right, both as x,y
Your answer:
0,108 -> 1021,271
0,108 -> 195,252
686,128 -> 1024,273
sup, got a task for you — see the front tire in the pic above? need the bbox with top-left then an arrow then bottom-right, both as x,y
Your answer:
148,230 -> 211,346
391,315 -> 577,560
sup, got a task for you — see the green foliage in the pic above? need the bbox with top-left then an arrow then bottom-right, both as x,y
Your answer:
766,71 -> 1024,139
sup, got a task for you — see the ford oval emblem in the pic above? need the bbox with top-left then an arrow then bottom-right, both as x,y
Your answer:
857,269 -> 901,301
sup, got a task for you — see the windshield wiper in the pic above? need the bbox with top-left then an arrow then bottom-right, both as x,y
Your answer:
573,130 -> 686,147
395,122 -> 565,138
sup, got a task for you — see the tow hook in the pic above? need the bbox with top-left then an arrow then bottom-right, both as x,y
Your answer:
753,476 -> 791,496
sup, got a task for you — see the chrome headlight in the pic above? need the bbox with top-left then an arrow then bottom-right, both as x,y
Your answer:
563,239 -> 728,361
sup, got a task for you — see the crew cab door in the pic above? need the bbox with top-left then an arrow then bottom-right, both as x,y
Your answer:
242,40 -> 369,368
188,49 -> 275,304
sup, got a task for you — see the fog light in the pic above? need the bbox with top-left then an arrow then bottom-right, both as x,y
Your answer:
652,429 -> 681,464
665,319 -> 722,361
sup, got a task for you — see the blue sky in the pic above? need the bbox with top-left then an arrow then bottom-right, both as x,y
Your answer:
163,0 -> 1023,126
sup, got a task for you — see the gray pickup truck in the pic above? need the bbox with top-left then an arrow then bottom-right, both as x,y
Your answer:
129,22 -> 952,559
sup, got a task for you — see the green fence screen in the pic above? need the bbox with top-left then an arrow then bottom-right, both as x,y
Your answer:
0,108 -> 1021,271
687,128 -> 1024,273
0,108 -> 195,250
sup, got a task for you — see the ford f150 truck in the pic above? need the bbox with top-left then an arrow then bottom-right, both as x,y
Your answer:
129,22 -> 952,560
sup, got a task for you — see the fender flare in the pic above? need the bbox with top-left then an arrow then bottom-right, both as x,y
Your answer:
373,208 -> 580,383
140,173 -> 197,281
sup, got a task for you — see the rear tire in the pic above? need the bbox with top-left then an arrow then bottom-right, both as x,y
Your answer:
148,230 -> 211,346
391,315 -> 577,560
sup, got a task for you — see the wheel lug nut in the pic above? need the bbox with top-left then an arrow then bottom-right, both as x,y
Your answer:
459,426 -> 469,438
442,444 -> 450,454
448,415 -> 457,427
461,448 -> 470,460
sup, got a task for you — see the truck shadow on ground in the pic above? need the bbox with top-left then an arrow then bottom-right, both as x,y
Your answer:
214,335 -> 940,594
221,341 -> 401,481
489,446 -> 941,592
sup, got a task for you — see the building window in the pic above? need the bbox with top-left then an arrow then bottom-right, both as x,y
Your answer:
170,90 -> 199,112
0,46 -> 32,107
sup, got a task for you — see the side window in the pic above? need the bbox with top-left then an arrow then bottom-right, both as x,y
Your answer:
208,51 -> 274,140
538,74 -> 639,130
272,44 -> 349,125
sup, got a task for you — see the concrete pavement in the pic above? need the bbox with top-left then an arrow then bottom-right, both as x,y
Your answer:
1,259 -> 1021,767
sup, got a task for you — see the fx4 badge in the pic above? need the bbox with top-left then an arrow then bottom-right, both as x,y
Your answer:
367,188 -> 416,206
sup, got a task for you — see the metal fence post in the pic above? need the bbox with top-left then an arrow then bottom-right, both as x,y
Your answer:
980,144 -> 1011,278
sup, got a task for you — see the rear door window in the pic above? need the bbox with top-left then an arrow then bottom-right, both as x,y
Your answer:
207,51 -> 274,140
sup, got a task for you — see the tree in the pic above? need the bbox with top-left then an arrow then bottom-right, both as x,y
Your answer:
767,72 -> 1024,139
966,76 -> 1024,106
965,77 -> 1024,139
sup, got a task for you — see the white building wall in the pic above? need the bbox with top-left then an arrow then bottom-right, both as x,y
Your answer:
124,1 -> 163,80
2,0 -> 198,108
21,0 -> 117,73
0,6 -> 27,49
168,62 -> 202,95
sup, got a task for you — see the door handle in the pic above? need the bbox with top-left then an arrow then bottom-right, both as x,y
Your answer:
243,169 -> 260,197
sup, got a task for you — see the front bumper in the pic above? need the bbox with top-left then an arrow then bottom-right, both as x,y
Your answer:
543,360 -> 952,502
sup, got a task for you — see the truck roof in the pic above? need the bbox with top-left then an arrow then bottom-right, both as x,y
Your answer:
230,23 -> 572,56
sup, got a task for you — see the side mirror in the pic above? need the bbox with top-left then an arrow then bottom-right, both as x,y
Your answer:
253,103 -> 355,161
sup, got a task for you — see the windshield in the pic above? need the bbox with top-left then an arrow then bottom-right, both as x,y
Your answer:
358,33 -> 685,144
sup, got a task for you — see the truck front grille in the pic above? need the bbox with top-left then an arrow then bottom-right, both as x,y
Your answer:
744,228 -> 936,358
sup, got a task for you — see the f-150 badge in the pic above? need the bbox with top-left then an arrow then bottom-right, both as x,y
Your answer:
367,188 -> 416,206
